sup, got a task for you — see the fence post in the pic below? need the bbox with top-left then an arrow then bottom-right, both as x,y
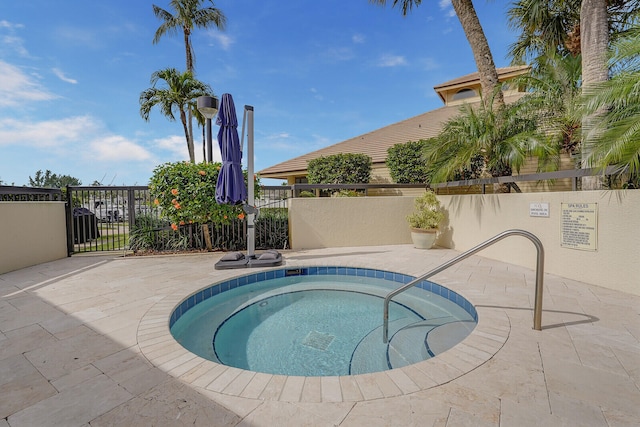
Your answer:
127,189 -> 136,228
65,186 -> 74,256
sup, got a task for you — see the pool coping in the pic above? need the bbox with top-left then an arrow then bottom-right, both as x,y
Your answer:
137,263 -> 511,403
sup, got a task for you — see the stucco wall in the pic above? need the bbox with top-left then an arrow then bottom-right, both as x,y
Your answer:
0,202 -> 68,274
288,197 -> 416,248
288,190 -> 639,295
437,191 -> 639,295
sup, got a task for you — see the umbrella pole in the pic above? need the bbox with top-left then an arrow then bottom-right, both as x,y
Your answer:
245,105 -> 255,258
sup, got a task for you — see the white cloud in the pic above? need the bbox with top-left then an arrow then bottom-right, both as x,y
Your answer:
262,132 -> 301,151
89,135 -> 152,161
352,33 -> 365,44
310,87 -> 323,101
0,21 -> 29,57
0,20 -> 23,29
268,132 -> 291,140
2,35 -> 29,57
209,32 -> 233,50
324,46 -> 354,62
154,135 -> 188,157
0,115 -> 152,162
377,54 -> 408,67
438,0 -> 456,18
0,115 -> 97,147
0,61 -> 57,107
54,26 -> 102,49
154,134 -> 221,163
420,57 -> 440,71
261,131 -> 331,154
52,68 -> 78,84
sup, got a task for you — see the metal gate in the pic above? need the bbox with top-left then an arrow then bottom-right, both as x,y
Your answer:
65,186 -> 290,254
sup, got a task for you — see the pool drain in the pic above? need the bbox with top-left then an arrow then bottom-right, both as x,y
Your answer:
302,331 -> 334,351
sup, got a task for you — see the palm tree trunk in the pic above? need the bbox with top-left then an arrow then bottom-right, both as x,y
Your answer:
185,32 -> 196,164
451,0 -> 504,110
184,31 -> 193,72
180,109 -> 196,162
202,223 -> 213,251
188,110 -> 195,163
580,0 -> 609,190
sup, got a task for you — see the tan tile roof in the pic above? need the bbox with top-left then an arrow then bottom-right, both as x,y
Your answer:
259,104 -> 460,177
259,93 -> 525,179
433,65 -> 530,91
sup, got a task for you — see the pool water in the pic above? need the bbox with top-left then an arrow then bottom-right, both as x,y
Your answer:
170,270 -> 476,376
214,289 -> 421,376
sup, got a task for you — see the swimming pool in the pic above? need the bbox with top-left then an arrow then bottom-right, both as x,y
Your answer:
170,267 -> 477,377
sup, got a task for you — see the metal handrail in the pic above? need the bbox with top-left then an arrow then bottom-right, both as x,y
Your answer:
383,229 -> 545,343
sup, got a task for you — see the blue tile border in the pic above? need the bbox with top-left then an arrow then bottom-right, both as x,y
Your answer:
169,266 -> 478,328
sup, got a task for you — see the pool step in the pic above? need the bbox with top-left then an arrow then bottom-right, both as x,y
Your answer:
387,319 -> 438,369
349,317 -> 414,375
387,318 -> 477,369
426,320 -> 476,355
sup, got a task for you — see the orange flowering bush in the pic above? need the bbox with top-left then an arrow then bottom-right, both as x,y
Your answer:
149,161 -> 260,229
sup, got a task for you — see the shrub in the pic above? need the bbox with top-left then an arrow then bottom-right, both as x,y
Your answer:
307,153 -> 371,184
128,213 -> 167,251
331,189 -> 363,197
149,161 -> 259,229
259,207 -> 288,219
386,140 -> 429,183
406,191 -> 444,230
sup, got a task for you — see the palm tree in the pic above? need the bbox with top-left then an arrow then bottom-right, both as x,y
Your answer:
153,0 -> 226,163
507,0 -> 582,63
370,0 -> 504,110
508,0 -> 640,64
516,52 -> 583,161
423,91 -> 555,185
152,0 -> 226,72
580,29 -> 640,185
139,68 -> 212,162
507,0 -> 640,188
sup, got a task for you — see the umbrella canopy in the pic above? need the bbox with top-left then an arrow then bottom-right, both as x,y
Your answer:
215,93 -> 247,205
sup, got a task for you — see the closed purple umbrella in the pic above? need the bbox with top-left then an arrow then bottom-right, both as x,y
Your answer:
215,93 -> 247,204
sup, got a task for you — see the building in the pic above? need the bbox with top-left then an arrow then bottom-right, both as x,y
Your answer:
259,66 -> 530,187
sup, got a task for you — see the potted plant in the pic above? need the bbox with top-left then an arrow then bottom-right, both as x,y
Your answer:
407,190 -> 444,249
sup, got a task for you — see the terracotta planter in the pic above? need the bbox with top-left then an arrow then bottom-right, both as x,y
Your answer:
410,228 -> 437,249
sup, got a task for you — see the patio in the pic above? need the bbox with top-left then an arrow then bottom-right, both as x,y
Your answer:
1,246 -> 638,426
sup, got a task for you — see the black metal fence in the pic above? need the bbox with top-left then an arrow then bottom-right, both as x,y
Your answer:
65,185 -> 290,254
8,167 -> 632,255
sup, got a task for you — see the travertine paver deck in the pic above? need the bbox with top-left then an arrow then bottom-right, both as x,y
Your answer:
0,246 -> 638,426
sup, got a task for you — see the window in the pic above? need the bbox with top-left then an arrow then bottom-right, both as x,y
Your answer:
452,88 -> 476,101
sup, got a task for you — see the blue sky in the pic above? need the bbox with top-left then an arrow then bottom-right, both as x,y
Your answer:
1,0 -> 517,186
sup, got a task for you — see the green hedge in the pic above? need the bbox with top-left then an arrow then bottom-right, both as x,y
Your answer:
307,153 -> 371,184
386,140 -> 430,184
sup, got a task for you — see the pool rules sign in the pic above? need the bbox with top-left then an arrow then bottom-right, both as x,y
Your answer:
560,203 -> 598,251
